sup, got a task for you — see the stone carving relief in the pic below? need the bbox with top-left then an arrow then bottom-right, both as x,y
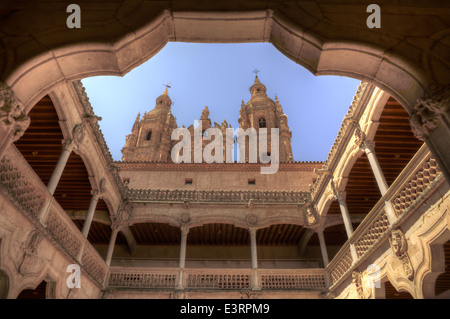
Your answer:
16,230 -> 44,276
180,212 -> 190,224
113,201 -> 133,230
410,84 -> 450,140
389,228 -> 414,281
171,289 -> 186,299
0,82 -> 30,142
350,270 -> 374,299
302,201 -> 318,227
246,214 -> 258,227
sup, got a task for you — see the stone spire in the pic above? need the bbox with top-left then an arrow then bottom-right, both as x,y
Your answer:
250,75 -> 267,96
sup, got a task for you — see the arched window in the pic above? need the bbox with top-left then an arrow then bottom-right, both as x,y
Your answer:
259,118 -> 266,128
146,131 -> 152,141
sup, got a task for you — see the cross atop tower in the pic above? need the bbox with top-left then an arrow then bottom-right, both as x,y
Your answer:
163,82 -> 172,89
252,69 -> 260,76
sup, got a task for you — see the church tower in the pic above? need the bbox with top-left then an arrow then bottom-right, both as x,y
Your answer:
238,75 -> 294,162
121,88 -> 178,162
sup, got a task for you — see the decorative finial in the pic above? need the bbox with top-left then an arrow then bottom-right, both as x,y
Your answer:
253,69 -> 260,77
163,82 -> 171,95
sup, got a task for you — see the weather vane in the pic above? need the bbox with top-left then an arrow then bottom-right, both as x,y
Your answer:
163,81 -> 172,89
253,69 -> 260,76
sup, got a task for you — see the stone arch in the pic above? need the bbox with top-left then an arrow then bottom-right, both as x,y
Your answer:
16,280 -> 47,299
383,267 -> 416,299
419,229 -> 450,299
5,10 -> 428,117
381,279 -> 414,299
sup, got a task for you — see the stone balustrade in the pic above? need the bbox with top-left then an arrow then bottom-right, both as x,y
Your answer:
129,188 -> 309,204
107,267 -> 327,291
0,144 -> 108,287
326,144 -> 444,289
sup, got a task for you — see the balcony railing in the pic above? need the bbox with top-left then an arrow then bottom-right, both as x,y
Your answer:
129,188 -> 309,204
107,267 -> 327,291
326,144 -> 445,289
0,144 -> 108,287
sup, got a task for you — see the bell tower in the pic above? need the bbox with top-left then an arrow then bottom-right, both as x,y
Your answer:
121,88 -> 178,162
238,75 -> 294,162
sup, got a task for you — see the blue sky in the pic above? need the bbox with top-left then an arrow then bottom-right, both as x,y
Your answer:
81,42 -> 361,162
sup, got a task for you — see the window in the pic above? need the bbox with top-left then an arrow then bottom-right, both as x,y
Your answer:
259,118 -> 266,128
146,131 -> 152,141
123,178 -> 130,185
248,178 -> 256,185
185,178 -> 193,185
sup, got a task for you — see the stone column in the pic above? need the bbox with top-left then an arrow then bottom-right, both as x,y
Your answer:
47,123 -> 85,195
176,226 -> 189,289
317,229 -> 329,267
39,124 -> 85,224
105,228 -> 119,267
47,139 -> 76,195
360,139 -> 397,224
335,191 -> 354,238
249,227 -> 261,290
82,190 -> 100,237
334,190 -> 358,262
249,227 -> 258,270
361,140 -> 388,195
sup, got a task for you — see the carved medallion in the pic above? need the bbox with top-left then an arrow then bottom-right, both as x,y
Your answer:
246,214 -> 258,227
180,212 -> 190,224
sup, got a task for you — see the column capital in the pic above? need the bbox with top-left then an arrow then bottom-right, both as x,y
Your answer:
62,123 -> 86,152
410,84 -> 450,141
360,140 -> 376,153
91,177 -> 106,199
62,138 -> 76,152
353,125 -> 366,150
0,82 -> 30,142
180,224 -> 190,236
90,188 -> 101,199
334,190 -> 347,202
